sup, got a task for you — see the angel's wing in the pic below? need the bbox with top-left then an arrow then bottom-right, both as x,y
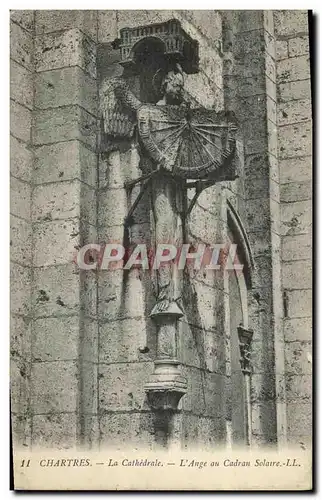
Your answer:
102,78 -> 140,139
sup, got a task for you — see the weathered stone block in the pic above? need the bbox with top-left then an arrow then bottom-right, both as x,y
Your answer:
35,10 -> 97,40
179,321 -> 226,374
32,413 -> 77,449
10,20 -> 33,70
97,10 -> 118,43
266,95 -> 277,125
32,316 -> 80,362
264,29 -> 275,60
98,268 -> 154,321
81,414 -> 99,448
286,402 -> 311,437
234,31 -> 266,79
280,200 -> 312,236
34,140 -> 97,187
282,260 -> 312,290
264,52 -> 276,85
244,174 -> 270,200
33,106 -> 97,149
284,317 -> 311,343
11,263 -> 31,315
80,361 -> 98,414
99,412 -> 157,450
282,233 -> 311,262
184,72 -> 218,109
10,100 -> 32,143
10,358 -> 31,414
10,215 -> 32,265
32,180 -> 96,225
10,10 -> 34,32
188,205 -> 222,243
11,414 -> 32,448
278,79 -> 311,103
253,254 -> 275,288
251,401 -> 277,438
241,120 -> 268,156
285,374 -> 311,401
251,339 -> 275,375
181,366 -> 224,418
251,373 -> 281,402
33,219 -> 80,267
99,317 -> 156,363
278,98 -> 311,126
277,55 -> 310,84
99,362 -> 154,412
35,67 -> 97,115
31,360 -> 78,413
279,155 -> 312,184
80,270 -> 97,318
285,341 -> 312,375
273,10 -> 308,37
10,60 -> 33,109
10,176 -> 31,220
278,121 -> 312,159
180,10 -> 222,42
32,263 -> 80,317
265,74 -> 277,104
288,36 -> 309,57
230,74 -> 265,100
267,118 -> 278,159
10,136 -> 33,183
184,281 -> 225,333
180,414 -> 225,448
11,314 -> 32,361
280,180 -> 312,203
245,198 -> 271,233
276,40 -> 288,60
35,29 -> 96,78
286,289 -> 312,319
80,317 -> 98,363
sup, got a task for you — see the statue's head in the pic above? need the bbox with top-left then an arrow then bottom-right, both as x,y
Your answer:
161,65 -> 184,103
154,63 -> 184,105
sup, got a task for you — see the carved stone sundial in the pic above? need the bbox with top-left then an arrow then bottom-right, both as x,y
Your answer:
138,105 -> 237,179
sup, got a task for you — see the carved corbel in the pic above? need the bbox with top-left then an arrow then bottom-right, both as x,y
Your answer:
237,325 -> 253,375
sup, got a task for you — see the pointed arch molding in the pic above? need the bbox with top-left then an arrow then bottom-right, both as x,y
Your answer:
227,200 -> 254,289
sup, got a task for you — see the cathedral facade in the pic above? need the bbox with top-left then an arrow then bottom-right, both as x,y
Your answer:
10,10 -> 312,451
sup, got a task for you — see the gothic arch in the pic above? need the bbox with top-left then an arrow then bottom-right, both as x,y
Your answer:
226,200 -> 255,446
226,199 -> 254,289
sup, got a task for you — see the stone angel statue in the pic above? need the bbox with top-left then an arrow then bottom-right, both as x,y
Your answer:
101,63 -> 238,317
101,63 -> 238,181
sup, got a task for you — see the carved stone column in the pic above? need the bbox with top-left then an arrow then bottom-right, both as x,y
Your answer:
145,173 -> 187,410
237,325 -> 253,446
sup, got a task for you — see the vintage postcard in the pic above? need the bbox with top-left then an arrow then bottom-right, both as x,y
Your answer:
10,9 -> 313,490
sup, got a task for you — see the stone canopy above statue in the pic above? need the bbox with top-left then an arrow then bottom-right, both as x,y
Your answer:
101,17 -> 239,183
117,19 -> 199,75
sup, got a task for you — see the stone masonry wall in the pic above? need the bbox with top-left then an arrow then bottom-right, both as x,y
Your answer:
10,10 -> 312,450
274,10 -> 312,448
10,10 -> 35,449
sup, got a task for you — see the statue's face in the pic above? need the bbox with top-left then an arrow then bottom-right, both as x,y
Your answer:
162,71 -> 184,102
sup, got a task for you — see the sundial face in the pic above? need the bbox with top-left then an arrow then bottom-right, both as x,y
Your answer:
137,104 -> 237,180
